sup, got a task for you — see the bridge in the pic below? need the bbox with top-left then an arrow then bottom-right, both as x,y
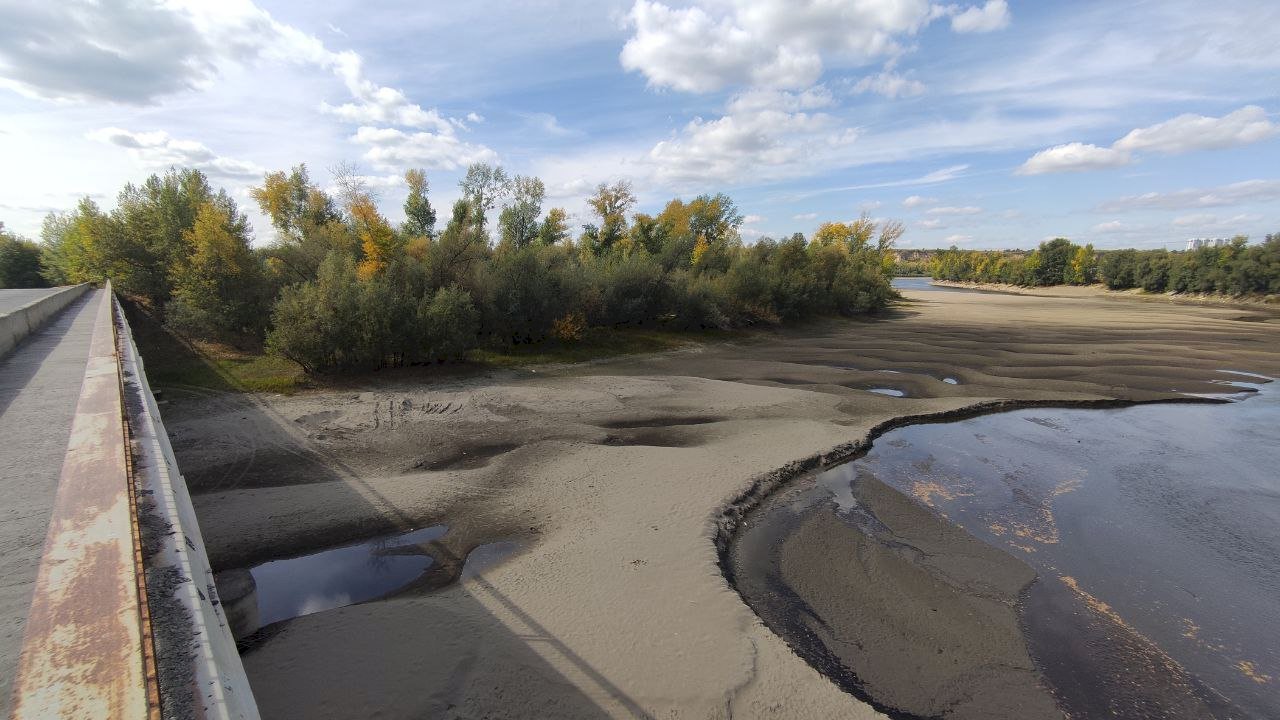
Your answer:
0,285 -> 259,719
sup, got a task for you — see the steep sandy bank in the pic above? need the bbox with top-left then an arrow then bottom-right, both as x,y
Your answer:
160,287 -> 1280,719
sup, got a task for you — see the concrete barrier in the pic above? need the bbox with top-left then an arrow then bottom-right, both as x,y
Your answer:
0,284 -> 91,358
9,283 -> 259,719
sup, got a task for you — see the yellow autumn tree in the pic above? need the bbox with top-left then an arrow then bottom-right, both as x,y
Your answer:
811,215 -> 877,254
351,196 -> 401,281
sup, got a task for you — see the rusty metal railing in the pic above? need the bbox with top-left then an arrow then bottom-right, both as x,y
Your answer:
9,284 -> 259,720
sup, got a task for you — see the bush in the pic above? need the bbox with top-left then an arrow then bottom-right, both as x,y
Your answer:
422,286 -> 479,361
0,231 -> 47,289
36,163 -> 909,376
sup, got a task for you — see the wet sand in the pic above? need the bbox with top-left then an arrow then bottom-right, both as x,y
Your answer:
732,475 -> 1061,719
158,286 -> 1280,718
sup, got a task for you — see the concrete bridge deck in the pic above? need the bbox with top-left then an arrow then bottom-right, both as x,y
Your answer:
0,286 -> 257,719
0,289 -> 103,717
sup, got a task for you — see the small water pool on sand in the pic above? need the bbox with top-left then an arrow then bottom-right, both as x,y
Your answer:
248,526 -> 517,627
867,388 -> 906,397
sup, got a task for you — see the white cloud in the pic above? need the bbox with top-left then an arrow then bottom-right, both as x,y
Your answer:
1017,142 -> 1131,175
902,194 -> 936,208
792,164 -> 968,201
926,205 -> 983,216
466,112 -> 485,123
619,0 -> 998,93
742,214 -> 765,223
1098,179 -> 1280,211
851,70 -> 924,98
917,218 -> 943,229
1172,212 -> 1262,228
319,88 -> 455,132
86,127 -> 263,179
1091,220 -> 1131,233
944,233 -> 973,243
1112,105 -> 1278,155
0,0 -> 212,103
949,1 -> 1011,33
647,89 -> 852,184
858,200 -> 883,211
352,126 -> 497,172
522,112 -> 574,137
792,212 -> 818,220
1172,213 -> 1216,227
0,0 -> 494,169
1019,105 -> 1277,174
728,86 -> 835,113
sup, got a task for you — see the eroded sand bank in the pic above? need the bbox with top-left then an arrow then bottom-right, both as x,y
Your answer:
161,287 -> 1280,719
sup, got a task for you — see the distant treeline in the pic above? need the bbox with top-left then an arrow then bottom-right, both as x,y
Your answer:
10,164 -> 902,373
930,237 -> 1280,295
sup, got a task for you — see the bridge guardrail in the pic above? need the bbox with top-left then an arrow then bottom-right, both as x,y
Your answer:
9,283 -> 259,720
0,284 -> 91,358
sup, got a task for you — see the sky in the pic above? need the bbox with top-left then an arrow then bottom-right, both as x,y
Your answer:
1,0 -> 1278,250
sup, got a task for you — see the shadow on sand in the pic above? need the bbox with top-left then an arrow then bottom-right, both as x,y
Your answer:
138,318 -> 650,719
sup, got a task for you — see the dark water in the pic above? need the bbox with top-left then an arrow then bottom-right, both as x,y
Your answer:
741,377 -> 1280,718
250,526 -> 517,626
892,276 -> 994,293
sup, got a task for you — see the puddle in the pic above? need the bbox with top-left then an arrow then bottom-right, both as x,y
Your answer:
942,377 -> 960,385
235,526 -> 522,635
867,388 -> 906,397
250,525 -> 448,627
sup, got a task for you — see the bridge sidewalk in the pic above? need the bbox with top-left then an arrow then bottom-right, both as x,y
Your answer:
0,289 -> 104,717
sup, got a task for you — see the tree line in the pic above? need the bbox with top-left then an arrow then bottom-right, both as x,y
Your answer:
930,236 -> 1280,295
10,164 -> 902,373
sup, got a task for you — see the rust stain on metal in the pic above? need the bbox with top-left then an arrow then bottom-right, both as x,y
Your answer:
8,288 -> 158,720
115,302 -> 163,720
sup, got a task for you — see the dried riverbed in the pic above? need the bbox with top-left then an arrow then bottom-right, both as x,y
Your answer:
157,281 -> 1280,719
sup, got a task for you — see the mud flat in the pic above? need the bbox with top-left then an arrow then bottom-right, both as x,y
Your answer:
158,285 -> 1280,718
730,474 -> 1060,719
729,381 -> 1278,719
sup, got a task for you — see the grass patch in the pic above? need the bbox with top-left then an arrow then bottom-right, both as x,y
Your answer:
121,299 -> 306,394
469,326 -> 727,368
124,298 -> 735,392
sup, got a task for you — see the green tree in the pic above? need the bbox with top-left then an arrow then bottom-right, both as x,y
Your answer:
402,169 -> 437,239
167,201 -> 267,342
38,201 -> 110,286
537,207 -> 570,246
422,286 -> 479,360
1099,250 -> 1138,289
586,180 -> 636,253
1031,238 -> 1075,286
1065,244 -> 1098,285
498,175 -> 546,250
0,223 -> 47,289
251,165 -> 349,284
459,163 -> 511,231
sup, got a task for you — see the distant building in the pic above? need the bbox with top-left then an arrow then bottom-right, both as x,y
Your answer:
1185,237 -> 1230,250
